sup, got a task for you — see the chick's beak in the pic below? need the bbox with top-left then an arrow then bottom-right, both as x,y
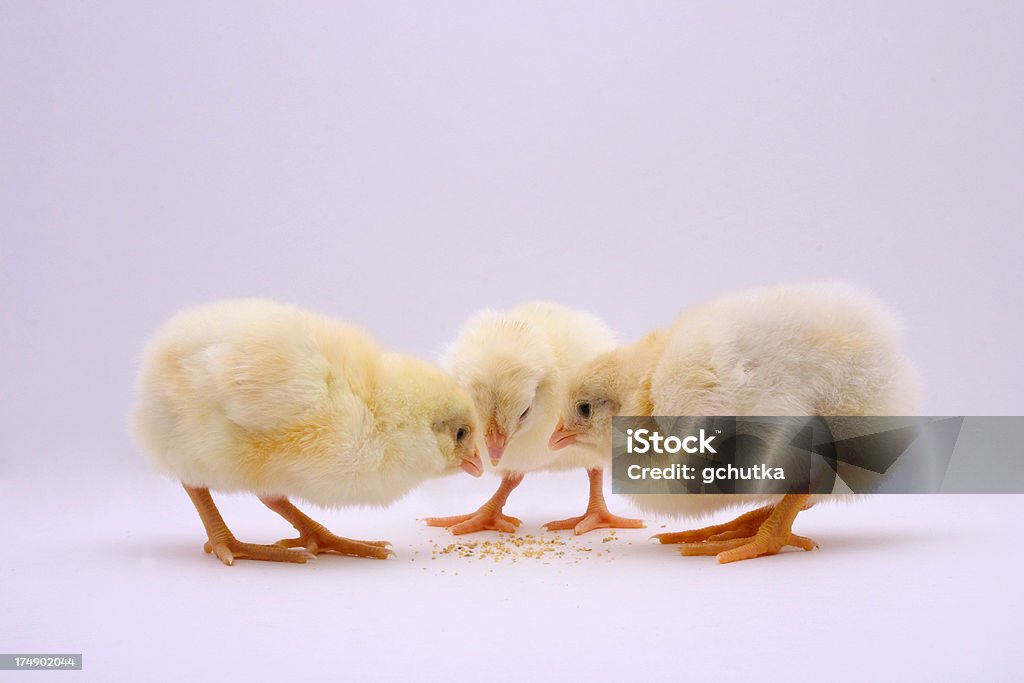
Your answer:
549,418 -> 581,451
485,429 -> 508,466
460,448 -> 483,477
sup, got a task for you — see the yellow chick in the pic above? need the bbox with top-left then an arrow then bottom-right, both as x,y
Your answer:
425,301 -> 643,535
551,283 -> 920,563
132,299 -> 483,566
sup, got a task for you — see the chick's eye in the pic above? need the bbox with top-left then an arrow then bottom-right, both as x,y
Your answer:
577,402 -> 592,419
456,427 -> 467,442
519,407 -> 530,421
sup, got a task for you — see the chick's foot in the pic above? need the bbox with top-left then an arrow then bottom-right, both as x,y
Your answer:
204,537 -> 313,566
652,504 -> 774,544
544,511 -> 645,535
675,494 -> 818,563
678,533 -> 818,563
260,496 -> 394,560
182,484 -> 312,566
423,473 -> 524,535
424,510 -> 523,535
276,530 -> 393,559
543,467 -> 645,535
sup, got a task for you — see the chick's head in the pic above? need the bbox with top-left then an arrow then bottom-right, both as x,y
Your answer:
444,322 -> 558,466
379,354 -> 483,478
550,331 -> 666,454
431,397 -> 484,479
550,352 -> 623,454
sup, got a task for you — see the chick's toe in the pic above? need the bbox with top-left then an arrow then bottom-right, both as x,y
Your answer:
653,504 -> 775,545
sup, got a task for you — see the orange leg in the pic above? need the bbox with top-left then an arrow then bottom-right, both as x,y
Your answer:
544,468 -> 645,535
424,473 -> 524,534
182,484 -> 311,566
259,496 -> 394,560
675,494 -> 818,564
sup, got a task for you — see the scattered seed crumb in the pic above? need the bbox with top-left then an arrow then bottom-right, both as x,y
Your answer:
421,528 -> 640,564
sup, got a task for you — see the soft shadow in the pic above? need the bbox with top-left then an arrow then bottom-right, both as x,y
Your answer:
91,537 -> 208,564
809,529 -> 944,554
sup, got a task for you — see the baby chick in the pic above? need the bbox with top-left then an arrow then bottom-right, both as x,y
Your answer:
132,299 -> 483,565
551,283 -> 920,563
425,302 -> 644,535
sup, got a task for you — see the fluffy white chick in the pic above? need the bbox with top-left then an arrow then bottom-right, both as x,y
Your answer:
132,299 -> 483,566
551,283 -> 920,563
425,301 -> 643,535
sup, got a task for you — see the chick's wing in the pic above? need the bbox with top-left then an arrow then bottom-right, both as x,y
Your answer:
202,330 -> 333,433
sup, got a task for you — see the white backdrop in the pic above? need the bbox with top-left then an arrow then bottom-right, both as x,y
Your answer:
2,3 -> 1022,681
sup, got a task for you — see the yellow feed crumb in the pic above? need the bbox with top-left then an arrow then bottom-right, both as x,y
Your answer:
423,530 -> 626,564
